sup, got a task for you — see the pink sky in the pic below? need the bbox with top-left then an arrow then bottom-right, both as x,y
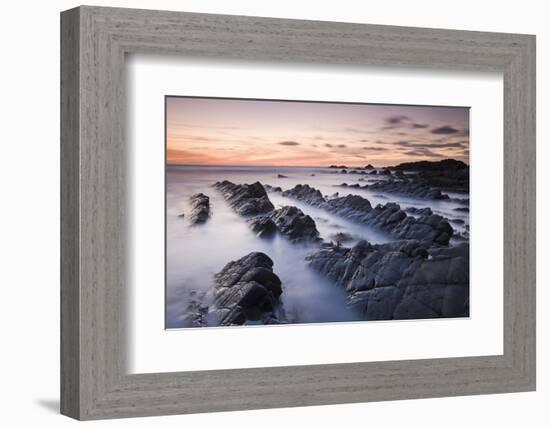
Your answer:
166,96 -> 469,168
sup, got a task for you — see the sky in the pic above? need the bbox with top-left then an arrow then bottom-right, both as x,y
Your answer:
166,96 -> 469,167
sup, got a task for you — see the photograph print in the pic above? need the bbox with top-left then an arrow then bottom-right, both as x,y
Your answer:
166,96 -> 470,329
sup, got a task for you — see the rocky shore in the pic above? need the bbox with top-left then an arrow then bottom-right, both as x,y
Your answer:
306,240 -> 469,319
351,179 -> 450,200
180,252 -> 286,327
215,180 -> 320,242
171,159 -> 470,327
278,184 -> 454,245
391,159 -> 469,192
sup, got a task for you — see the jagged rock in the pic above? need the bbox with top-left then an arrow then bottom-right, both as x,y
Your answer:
378,169 -> 392,175
216,181 -> 319,243
182,253 -> 286,327
277,174 -> 288,178
362,180 -> 449,200
249,206 -> 320,242
365,164 -> 374,169
280,184 -> 453,245
405,206 -> 433,216
188,193 -> 211,224
306,240 -> 469,320
392,159 -> 469,192
268,206 -> 320,242
264,184 -> 282,193
214,180 -> 274,216
329,232 -> 354,244
248,216 -> 278,238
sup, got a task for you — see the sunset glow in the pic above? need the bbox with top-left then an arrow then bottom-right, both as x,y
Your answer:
166,97 -> 469,167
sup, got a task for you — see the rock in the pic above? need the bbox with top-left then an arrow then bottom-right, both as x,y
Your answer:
363,180 -> 449,200
329,232 -> 354,244
340,169 -> 348,174
215,181 -> 319,243
264,184 -> 282,193
365,164 -> 374,169
378,168 -> 392,175
277,174 -> 288,178
248,206 -> 320,243
306,240 -> 469,320
392,159 -> 469,192
188,193 -> 211,225
454,207 -> 469,212
248,216 -> 278,238
267,206 -> 320,243
405,206 -> 433,216
214,180 -> 274,216
184,252 -> 286,327
281,184 -> 453,245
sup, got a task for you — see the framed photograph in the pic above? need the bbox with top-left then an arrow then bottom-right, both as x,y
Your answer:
61,6 -> 536,420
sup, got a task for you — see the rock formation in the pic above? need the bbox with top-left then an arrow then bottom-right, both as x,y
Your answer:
306,240 -> 469,320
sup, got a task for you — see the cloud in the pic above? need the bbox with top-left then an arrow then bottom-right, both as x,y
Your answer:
431,125 -> 459,134
411,123 -> 429,129
403,147 -> 444,158
394,140 -> 467,149
325,143 -> 347,149
385,115 -> 410,125
362,146 -> 388,151
278,140 -> 300,146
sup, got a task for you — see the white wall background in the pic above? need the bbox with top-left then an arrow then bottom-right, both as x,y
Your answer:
0,0 -> 546,425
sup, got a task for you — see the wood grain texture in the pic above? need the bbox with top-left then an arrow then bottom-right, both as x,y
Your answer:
60,5 -> 536,420
60,7 -> 80,419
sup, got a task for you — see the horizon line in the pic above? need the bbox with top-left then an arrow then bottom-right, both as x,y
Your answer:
166,158 -> 467,169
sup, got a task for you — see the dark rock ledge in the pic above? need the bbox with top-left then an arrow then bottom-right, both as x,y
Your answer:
306,240 -> 469,320
214,180 -> 320,243
180,252 -> 286,327
276,184 -> 453,245
349,179 -> 450,200
214,181 -> 274,216
188,193 -> 211,225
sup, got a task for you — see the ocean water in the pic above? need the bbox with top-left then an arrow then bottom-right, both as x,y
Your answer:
166,165 -> 469,328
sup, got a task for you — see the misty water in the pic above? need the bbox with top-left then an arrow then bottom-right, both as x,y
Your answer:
166,165 -> 469,328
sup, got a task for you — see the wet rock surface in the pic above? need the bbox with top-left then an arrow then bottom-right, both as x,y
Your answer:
214,180 -> 274,216
360,180 -> 450,200
188,193 -> 211,225
279,184 -> 453,245
180,252 -> 286,327
215,180 -> 320,243
392,159 -> 469,192
306,240 -> 469,320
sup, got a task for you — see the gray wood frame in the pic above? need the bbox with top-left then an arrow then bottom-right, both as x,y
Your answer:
60,5 -> 536,420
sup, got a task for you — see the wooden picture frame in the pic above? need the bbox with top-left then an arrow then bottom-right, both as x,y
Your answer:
60,5 -> 536,420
